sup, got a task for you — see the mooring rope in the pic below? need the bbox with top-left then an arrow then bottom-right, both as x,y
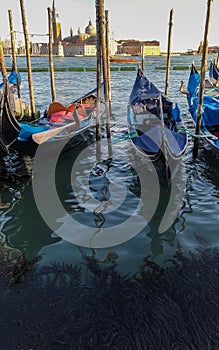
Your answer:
177,126 -> 218,140
111,126 -> 218,146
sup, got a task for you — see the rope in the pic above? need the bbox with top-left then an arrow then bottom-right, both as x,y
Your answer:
13,30 -> 49,38
177,126 -> 218,140
111,130 -> 138,144
111,126 -> 218,146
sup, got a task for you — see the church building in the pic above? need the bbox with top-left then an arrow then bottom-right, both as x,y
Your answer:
40,0 -> 159,57
48,1 -> 96,56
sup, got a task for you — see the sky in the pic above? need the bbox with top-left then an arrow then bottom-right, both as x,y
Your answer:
0,0 -> 219,53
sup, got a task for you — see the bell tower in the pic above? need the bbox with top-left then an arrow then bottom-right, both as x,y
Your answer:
52,0 -> 62,44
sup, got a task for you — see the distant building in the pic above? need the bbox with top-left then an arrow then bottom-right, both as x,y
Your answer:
208,46 -> 219,54
62,42 -> 96,57
1,39 -> 12,55
51,1 -> 117,57
142,41 -> 160,56
117,39 -> 160,56
61,21 -> 96,56
53,41 -> 64,57
1,1 -> 162,57
1,38 -> 41,56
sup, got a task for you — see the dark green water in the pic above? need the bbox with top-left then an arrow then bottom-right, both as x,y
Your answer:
0,55 -> 219,349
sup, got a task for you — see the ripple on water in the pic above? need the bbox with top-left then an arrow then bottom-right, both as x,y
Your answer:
0,55 -> 219,270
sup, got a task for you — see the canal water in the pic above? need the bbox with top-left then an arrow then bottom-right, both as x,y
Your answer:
0,55 -> 219,349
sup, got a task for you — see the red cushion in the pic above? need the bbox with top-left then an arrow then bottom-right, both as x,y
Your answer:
49,111 -> 74,123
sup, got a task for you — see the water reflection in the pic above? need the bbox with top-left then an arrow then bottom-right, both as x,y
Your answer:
0,155 -> 61,261
1,55 -> 219,349
178,146 -> 219,253
1,55 -> 219,273
0,132 -> 190,273
1,134 -> 219,274
34,136 -> 188,273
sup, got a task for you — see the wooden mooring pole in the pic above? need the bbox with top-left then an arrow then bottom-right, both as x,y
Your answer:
105,10 -> 111,105
193,0 -> 213,159
216,52 -> 219,69
19,0 -> 36,117
95,0 -> 101,141
165,8 -> 173,96
99,0 -> 111,139
48,7 -> 56,102
141,44 -> 145,72
8,10 -> 21,99
0,42 -> 7,80
0,42 -> 10,154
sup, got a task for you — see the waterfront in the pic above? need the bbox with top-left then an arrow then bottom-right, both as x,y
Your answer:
1,55 -> 219,349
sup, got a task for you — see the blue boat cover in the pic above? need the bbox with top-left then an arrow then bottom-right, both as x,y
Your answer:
129,69 -> 186,156
172,102 -> 181,122
165,127 -> 187,154
133,125 -> 162,153
0,70 -> 21,88
133,124 -> 186,155
18,123 -> 49,141
129,69 -> 173,115
187,66 -> 219,127
209,62 -> 219,81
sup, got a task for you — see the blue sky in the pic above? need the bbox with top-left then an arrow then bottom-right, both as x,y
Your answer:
0,0 -> 218,52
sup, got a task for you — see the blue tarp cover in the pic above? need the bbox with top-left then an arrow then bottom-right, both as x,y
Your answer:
129,69 -> 173,115
187,69 -> 219,127
129,69 -> 186,155
0,70 -> 21,88
133,125 -> 162,153
133,125 -> 186,155
172,103 -> 181,122
209,62 -> 219,81
18,123 -> 49,141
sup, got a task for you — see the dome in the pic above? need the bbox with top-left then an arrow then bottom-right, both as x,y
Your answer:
85,20 -> 96,35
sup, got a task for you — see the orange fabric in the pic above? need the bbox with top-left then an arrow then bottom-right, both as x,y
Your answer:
47,102 -> 76,117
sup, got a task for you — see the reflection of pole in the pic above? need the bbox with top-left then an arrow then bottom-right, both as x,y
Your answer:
193,0 -> 213,159
19,0 -> 35,117
105,10 -> 111,104
95,0 -> 101,141
107,138 -> 113,159
8,10 -> 21,99
99,0 -> 111,139
47,7 -> 56,102
165,8 -> 173,97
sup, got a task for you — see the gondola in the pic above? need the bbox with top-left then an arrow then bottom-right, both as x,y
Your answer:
180,62 -> 219,153
209,60 -> 219,84
0,68 -> 29,118
0,80 -> 105,157
127,68 -> 188,181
